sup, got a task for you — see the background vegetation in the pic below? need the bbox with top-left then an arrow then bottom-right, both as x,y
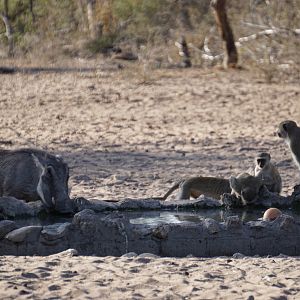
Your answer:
0,0 -> 299,78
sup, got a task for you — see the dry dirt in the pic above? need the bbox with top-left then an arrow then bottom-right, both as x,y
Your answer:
1,253 -> 300,300
0,61 -> 299,200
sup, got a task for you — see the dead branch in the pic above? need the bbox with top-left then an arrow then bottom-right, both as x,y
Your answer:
175,36 -> 192,67
236,28 -> 300,46
200,24 -> 300,63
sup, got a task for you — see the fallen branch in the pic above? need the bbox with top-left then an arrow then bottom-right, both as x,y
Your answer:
0,13 -> 13,57
199,25 -> 300,62
236,27 -> 300,46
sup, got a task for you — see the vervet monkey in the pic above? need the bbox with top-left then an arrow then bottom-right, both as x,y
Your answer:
229,173 -> 263,205
277,120 -> 300,170
254,152 -> 282,194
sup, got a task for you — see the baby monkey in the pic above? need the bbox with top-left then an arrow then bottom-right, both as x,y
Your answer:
229,173 -> 263,205
254,152 -> 282,194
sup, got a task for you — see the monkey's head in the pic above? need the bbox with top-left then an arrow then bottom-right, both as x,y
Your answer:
256,152 -> 271,169
277,120 -> 298,140
229,173 -> 262,205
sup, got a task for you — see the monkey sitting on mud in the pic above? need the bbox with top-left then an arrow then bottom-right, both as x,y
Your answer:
277,120 -> 300,170
254,152 -> 282,194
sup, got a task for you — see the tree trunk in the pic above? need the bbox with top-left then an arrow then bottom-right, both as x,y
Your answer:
178,0 -> 193,31
1,0 -> 13,57
29,0 -> 35,22
87,0 -> 96,39
77,0 -> 88,32
211,0 -> 238,68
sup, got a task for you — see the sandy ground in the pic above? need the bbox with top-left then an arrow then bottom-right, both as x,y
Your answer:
0,253 -> 300,300
0,60 -> 300,299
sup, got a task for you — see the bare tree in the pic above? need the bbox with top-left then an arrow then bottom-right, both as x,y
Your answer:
211,0 -> 238,68
1,0 -> 13,57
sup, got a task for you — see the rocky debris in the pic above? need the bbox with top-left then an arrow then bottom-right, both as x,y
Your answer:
56,248 -> 78,257
291,185 -> 300,202
221,193 -> 244,208
0,220 -> 17,239
138,253 -> 159,259
152,225 -> 170,240
0,197 -> 41,218
225,216 -> 242,229
118,199 -> 161,210
5,226 -> 42,243
246,220 -> 267,229
122,252 -> 138,258
232,252 -> 245,259
41,223 -> 71,242
272,214 -> 295,231
204,218 -> 220,234
55,198 -> 75,214
73,197 -> 117,212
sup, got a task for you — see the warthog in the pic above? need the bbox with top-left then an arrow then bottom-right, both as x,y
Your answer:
0,148 -> 73,213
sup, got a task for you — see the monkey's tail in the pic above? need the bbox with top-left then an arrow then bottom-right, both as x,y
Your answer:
153,180 -> 184,201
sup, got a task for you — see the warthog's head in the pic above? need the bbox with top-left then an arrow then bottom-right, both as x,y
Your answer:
32,154 -> 73,213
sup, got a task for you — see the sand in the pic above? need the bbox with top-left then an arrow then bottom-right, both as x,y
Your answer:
0,253 -> 299,299
0,61 -> 300,299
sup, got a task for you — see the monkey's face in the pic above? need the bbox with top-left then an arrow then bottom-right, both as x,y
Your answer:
277,120 -> 298,139
257,158 -> 266,168
255,153 -> 271,169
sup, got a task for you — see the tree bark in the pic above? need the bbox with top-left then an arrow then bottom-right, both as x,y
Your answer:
211,0 -> 238,68
1,0 -> 13,57
77,0 -> 88,32
177,0 -> 193,31
29,0 -> 35,22
87,0 -> 96,39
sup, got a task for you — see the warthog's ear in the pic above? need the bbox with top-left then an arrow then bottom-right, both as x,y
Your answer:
31,154 -> 54,209
46,165 -> 59,181
32,154 -> 45,174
